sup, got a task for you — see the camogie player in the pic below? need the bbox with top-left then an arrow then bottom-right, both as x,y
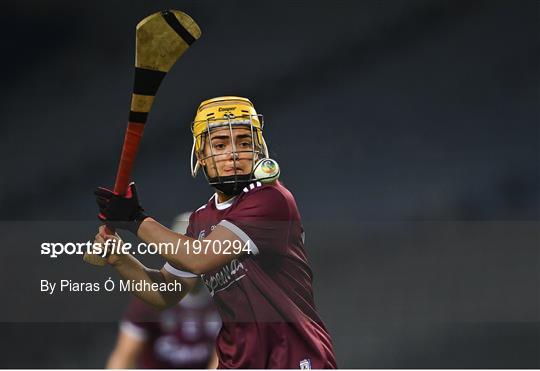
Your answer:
94,96 -> 337,368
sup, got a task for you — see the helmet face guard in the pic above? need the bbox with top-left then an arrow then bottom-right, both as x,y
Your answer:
190,97 -> 269,195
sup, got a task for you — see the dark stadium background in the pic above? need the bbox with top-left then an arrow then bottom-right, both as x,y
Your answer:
0,0 -> 538,368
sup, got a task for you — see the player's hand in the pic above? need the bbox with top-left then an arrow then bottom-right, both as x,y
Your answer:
93,225 -> 127,266
94,182 -> 148,234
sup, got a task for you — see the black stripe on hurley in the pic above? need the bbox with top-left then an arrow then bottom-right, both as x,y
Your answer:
129,111 -> 149,123
133,68 -> 166,96
161,10 -> 196,45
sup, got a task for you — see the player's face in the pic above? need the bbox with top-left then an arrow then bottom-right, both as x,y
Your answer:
199,126 -> 256,178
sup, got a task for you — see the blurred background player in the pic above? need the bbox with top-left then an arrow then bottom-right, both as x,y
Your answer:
107,283 -> 219,369
107,214 -> 220,369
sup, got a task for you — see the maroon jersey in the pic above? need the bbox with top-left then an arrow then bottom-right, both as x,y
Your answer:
166,181 -> 336,368
122,291 -> 220,369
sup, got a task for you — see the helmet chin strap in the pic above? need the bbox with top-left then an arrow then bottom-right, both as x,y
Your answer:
208,174 -> 254,196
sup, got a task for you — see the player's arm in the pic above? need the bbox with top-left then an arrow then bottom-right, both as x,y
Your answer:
94,227 -> 198,309
106,324 -> 146,369
137,217 -> 250,274
95,183 -> 252,274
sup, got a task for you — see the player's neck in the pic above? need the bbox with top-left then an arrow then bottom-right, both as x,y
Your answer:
216,191 -> 234,203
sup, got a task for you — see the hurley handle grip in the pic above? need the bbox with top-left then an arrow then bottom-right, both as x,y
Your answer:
83,122 -> 146,266
114,122 -> 145,193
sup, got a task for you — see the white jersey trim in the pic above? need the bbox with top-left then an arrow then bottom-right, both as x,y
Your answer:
119,320 -> 148,341
218,220 -> 260,255
163,262 -> 198,278
243,181 -> 262,193
214,194 -> 236,210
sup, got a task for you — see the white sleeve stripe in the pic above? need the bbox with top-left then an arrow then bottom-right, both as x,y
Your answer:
163,262 -> 198,278
218,220 -> 260,255
119,320 -> 148,341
